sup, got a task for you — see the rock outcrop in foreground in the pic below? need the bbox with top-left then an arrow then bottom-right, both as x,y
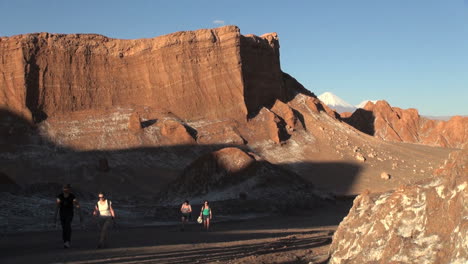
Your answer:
343,100 -> 468,149
329,149 -> 467,264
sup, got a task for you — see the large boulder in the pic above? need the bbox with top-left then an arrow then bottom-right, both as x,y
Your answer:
328,149 -> 468,264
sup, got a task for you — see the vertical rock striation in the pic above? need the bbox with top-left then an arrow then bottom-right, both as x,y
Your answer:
0,26 -> 298,124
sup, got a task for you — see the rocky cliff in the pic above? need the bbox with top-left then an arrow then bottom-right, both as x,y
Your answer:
343,100 -> 468,149
328,149 -> 467,264
0,26 -> 302,125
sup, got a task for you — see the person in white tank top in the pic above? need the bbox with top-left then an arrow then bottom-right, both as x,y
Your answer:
92,192 -> 116,248
96,198 -> 112,217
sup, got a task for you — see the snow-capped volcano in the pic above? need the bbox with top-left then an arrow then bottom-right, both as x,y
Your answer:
318,92 -> 356,113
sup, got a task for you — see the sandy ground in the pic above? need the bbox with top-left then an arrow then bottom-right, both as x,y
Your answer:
0,201 -> 352,264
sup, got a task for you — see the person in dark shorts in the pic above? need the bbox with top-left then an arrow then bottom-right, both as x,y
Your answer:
54,184 -> 82,248
92,192 -> 116,248
199,200 -> 212,231
180,200 -> 192,231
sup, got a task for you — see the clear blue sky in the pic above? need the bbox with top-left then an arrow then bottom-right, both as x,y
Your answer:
1,0 -> 467,116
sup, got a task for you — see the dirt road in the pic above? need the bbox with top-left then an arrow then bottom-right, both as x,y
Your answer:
0,203 -> 350,264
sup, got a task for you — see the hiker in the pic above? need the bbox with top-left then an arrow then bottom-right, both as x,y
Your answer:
92,192 -> 116,248
180,200 -> 192,231
54,184 -> 83,248
199,200 -> 212,231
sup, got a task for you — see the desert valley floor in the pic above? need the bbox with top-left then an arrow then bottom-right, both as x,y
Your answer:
0,199 -> 354,264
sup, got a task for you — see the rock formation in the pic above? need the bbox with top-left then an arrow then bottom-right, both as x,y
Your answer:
328,149 -> 468,264
0,26 -> 300,124
343,100 -> 468,149
0,26 -> 454,201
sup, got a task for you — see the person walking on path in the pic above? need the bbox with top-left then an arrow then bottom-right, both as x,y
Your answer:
199,200 -> 212,231
54,184 -> 83,248
180,200 -> 192,231
92,192 -> 116,248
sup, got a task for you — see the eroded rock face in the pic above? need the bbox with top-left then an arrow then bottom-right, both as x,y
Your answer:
0,26 -> 323,151
343,100 -> 468,148
193,120 -> 245,145
156,119 -> 196,145
305,96 -> 338,118
270,100 -> 301,132
329,149 -> 468,264
0,26 -> 296,124
34,107 -> 198,150
248,107 -> 290,144
419,115 -> 468,148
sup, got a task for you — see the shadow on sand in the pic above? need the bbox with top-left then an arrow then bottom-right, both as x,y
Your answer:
0,108 -> 362,198
0,108 -> 359,263
0,216 -> 341,263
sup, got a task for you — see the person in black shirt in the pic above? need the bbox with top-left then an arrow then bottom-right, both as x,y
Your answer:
54,184 -> 82,248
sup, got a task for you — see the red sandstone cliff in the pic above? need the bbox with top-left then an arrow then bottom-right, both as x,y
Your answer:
343,100 -> 468,149
0,26 -> 303,124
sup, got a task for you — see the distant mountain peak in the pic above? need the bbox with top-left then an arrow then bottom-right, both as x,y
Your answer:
318,92 -> 356,113
356,100 -> 378,109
